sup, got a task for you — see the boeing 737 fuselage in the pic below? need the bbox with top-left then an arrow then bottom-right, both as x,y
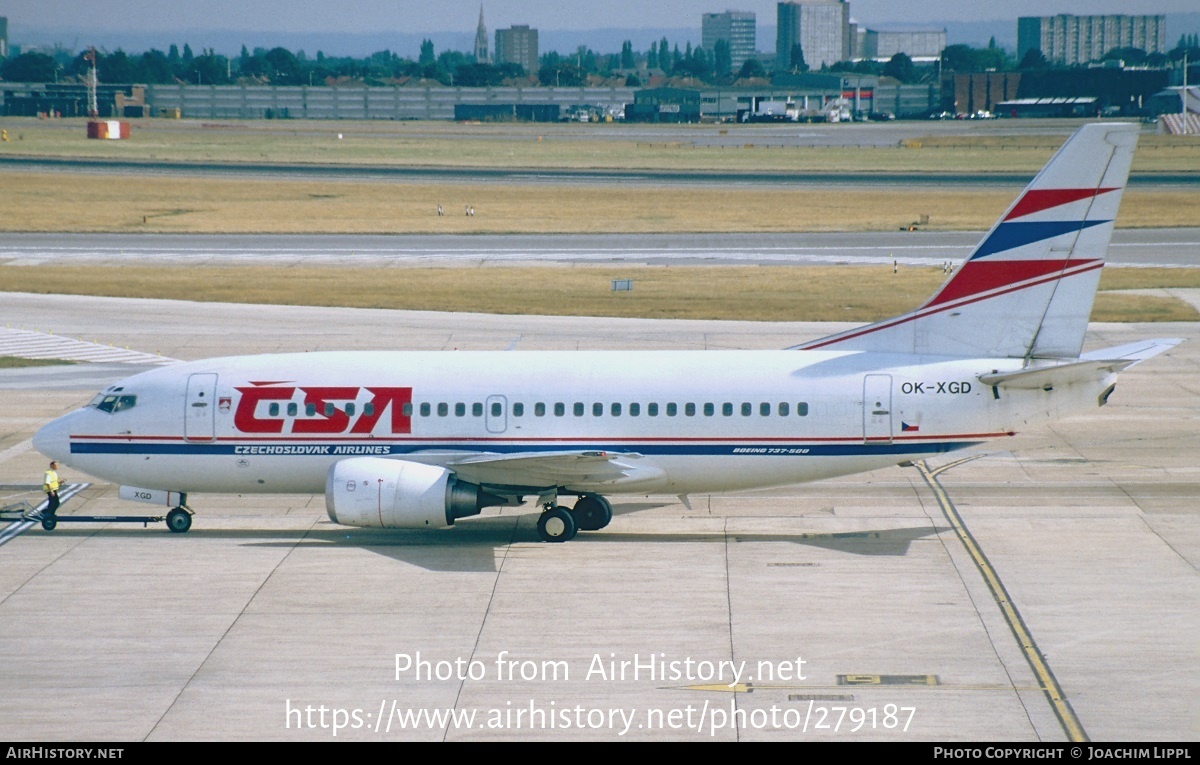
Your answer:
32,123 -> 1179,541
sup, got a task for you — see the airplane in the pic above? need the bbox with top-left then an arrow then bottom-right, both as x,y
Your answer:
31,122 -> 1180,542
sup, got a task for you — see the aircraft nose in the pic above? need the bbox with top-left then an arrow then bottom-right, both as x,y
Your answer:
33,414 -> 73,464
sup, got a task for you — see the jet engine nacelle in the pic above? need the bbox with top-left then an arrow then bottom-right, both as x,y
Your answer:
325,457 -> 491,529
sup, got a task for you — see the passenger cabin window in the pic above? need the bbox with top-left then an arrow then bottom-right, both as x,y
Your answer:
574,403 -> 584,417
648,403 -> 658,417
288,403 -> 298,417
306,403 -> 317,417
491,402 -> 503,417
513,403 -> 524,417
535,403 -> 546,417
455,403 -> 466,417
629,403 -> 640,417
760,403 -> 770,416
667,403 -> 678,417
268,403 -> 280,417
402,403 -> 413,417
438,403 -> 448,417
420,403 -> 431,417
472,403 -> 483,417
346,403 -> 356,417
704,403 -> 715,417
611,403 -> 622,416
778,403 -> 789,416
797,402 -> 809,416
555,403 -> 565,417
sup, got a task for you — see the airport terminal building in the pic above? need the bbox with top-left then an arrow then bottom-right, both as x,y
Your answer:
1,75 -> 945,121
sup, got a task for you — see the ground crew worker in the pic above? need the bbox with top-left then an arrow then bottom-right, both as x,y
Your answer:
43,461 -> 60,517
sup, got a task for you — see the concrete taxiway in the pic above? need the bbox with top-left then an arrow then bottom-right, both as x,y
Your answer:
0,293 -> 1196,741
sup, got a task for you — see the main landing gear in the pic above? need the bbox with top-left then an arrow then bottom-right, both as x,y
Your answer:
536,494 -> 613,543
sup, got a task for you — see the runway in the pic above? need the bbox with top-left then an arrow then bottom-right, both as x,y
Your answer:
4,118 -> 1197,191
1,156 -> 1196,189
2,229 -> 1199,269
0,293 -> 1196,741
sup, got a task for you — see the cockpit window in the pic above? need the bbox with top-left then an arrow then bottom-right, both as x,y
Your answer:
90,394 -> 137,413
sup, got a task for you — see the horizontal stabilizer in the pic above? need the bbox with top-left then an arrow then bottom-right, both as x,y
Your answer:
979,360 -> 1133,390
979,339 -> 1181,389
1079,338 -> 1184,368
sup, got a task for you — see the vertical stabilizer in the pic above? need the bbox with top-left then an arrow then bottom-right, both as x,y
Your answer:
797,123 -> 1139,359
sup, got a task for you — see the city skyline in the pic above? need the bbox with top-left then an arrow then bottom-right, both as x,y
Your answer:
2,2 -> 1197,64
4,1 -> 1199,35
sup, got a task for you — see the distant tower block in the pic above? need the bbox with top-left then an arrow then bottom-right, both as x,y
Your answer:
496,24 -> 538,74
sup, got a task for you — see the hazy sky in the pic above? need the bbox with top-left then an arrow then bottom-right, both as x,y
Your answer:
3,0 -> 1198,33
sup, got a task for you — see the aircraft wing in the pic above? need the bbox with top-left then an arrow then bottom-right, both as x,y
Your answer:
439,450 -> 665,491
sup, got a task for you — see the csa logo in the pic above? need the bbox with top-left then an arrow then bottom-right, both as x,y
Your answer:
234,384 -> 412,435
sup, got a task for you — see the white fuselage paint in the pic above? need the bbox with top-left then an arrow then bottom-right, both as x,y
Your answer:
35,349 -> 1112,498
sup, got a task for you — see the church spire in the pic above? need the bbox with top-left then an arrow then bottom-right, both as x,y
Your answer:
474,5 -> 490,64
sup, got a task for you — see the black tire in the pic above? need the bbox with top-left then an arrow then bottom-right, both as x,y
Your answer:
166,508 -> 192,534
537,505 -> 577,543
41,518 -> 57,531
573,495 -> 613,531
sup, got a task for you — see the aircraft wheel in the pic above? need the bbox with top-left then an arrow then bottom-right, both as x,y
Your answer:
166,508 -> 192,534
537,506 -> 577,543
41,518 -> 57,531
573,495 -> 612,531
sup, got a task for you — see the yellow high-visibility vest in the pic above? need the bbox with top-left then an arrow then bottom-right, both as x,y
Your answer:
43,469 -> 59,493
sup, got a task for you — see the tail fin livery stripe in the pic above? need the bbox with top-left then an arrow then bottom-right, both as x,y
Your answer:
971,219 -> 1109,260
792,122 -> 1138,360
926,258 -> 1100,307
918,260 -> 1105,315
1004,187 -> 1119,221
801,258 -> 1105,350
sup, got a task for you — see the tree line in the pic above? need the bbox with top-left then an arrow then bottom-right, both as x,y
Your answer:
0,38 -> 780,88
2,34 -> 1197,87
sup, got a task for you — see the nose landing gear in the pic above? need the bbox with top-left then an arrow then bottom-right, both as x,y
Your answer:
166,506 -> 193,533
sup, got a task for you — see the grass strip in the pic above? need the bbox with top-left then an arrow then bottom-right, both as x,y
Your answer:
2,171 -> 1196,234
2,265 -> 1196,323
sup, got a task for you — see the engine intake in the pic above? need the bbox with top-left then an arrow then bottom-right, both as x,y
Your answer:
326,457 -> 498,529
